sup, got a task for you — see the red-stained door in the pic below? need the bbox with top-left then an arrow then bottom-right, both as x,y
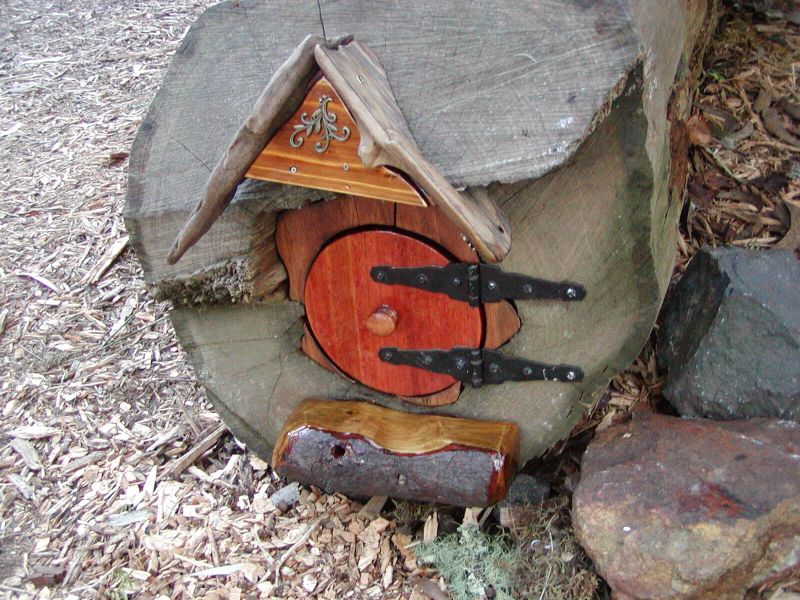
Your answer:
304,229 -> 483,396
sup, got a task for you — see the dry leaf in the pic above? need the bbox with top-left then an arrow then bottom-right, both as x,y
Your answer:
719,121 -> 754,149
687,114 -> 713,146
763,107 -> 800,147
775,202 -> 800,251
753,87 -> 772,113
780,98 -> 800,121
595,409 -> 617,432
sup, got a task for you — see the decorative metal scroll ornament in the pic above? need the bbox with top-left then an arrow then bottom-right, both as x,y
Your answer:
289,95 -> 351,153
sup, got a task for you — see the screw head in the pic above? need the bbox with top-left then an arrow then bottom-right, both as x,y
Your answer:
455,358 -> 467,370
523,283 -> 533,294
342,162 -> 350,171
487,281 -> 497,291
289,166 -> 297,173
523,366 -> 533,376
452,277 -> 461,287
566,370 -> 576,381
417,273 -> 428,285
397,473 -> 407,486
566,287 -> 577,299
422,355 -> 433,366
381,349 -> 393,361
489,362 -> 500,374
374,270 -> 386,281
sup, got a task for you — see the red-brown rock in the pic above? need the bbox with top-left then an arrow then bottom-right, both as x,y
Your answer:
573,413 -> 800,599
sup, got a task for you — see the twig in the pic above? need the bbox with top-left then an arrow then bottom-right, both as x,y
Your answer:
273,517 -> 323,582
81,235 -> 129,285
163,424 -> 227,478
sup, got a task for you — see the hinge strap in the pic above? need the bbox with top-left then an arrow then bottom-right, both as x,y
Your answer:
370,263 -> 584,306
378,347 -> 583,388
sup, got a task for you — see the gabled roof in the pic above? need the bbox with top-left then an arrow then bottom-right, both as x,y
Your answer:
245,76 -> 429,207
167,36 -> 511,266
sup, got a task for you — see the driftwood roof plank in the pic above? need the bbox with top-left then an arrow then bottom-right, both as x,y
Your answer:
166,34 -> 351,265
317,41 -> 511,261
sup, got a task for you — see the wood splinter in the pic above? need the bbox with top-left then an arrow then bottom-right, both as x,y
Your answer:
272,399 -> 519,506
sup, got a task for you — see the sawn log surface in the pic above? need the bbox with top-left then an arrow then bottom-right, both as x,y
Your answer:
127,1 -> 717,464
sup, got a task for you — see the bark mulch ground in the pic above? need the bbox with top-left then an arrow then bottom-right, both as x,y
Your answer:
0,2 -> 798,598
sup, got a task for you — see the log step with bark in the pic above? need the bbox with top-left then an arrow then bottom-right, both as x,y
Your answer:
273,399 -> 519,506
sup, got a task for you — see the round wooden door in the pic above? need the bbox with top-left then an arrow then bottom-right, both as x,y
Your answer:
304,229 -> 483,396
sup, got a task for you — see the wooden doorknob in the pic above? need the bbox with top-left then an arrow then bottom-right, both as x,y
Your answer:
365,305 -> 397,336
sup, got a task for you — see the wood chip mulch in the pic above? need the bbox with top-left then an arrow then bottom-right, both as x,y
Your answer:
1,2 -> 798,599
0,2 -> 434,598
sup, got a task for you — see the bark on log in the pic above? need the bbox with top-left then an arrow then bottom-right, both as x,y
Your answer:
125,0 -> 718,465
273,399 -> 518,506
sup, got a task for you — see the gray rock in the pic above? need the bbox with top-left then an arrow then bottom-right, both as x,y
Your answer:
269,481 -> 300,512
493,474 -> 549,528
502,474 -> 550,505
658,246 -> 800,420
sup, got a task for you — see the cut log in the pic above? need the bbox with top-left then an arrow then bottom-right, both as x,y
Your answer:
126,0 -> 718,470
272,399 -> 518,506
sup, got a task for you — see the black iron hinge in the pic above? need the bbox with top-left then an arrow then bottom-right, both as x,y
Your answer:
370,263 -> 585,307
378,347 -> 583,388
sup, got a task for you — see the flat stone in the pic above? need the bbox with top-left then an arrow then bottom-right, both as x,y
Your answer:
658,246 -> 800,420
494,474 -> 550,529
573,413 -> 800,600
268,482 -> 300,512
503,474 -> 550,505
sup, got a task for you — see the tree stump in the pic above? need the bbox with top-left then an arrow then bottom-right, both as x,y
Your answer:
125,0 -> 718,498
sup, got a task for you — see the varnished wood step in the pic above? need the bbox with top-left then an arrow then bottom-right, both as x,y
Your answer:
272,399 -> 519,506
